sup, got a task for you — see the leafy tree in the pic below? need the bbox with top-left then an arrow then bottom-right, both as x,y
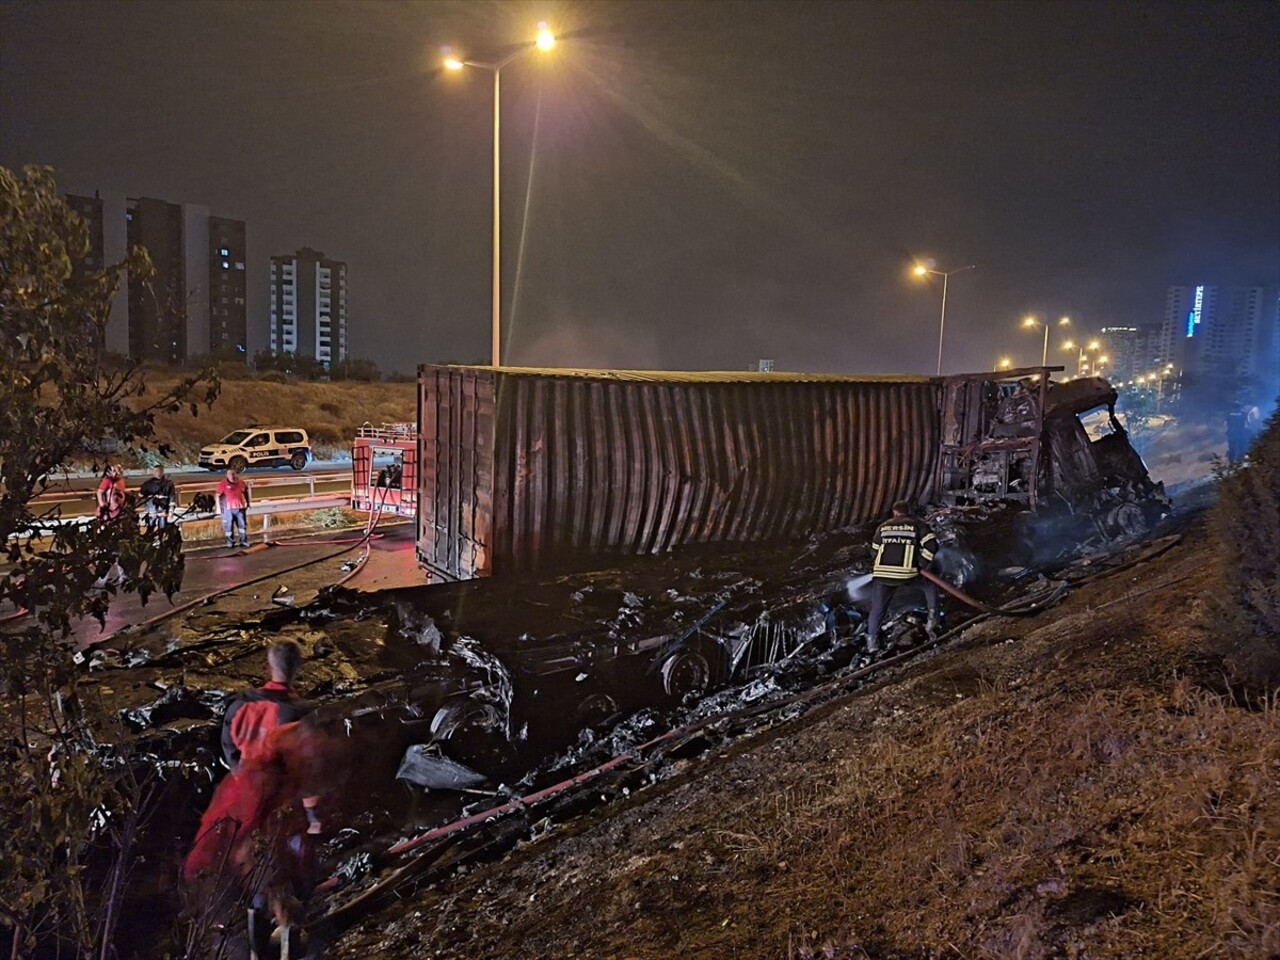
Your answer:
0,165 -> 219,955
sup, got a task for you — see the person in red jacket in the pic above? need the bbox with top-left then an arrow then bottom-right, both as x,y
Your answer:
185,717 -> 328,948
95,464 -> 127,520
222,641 -> 310,770
186,642 -> 322,944
216,468 -> 251,549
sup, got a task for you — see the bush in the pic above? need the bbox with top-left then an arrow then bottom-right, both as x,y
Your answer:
319,401 -> 342,417
308,424 -> 343,446
1210,408 -> 1280,689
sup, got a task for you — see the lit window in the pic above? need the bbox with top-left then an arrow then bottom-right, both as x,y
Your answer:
222,260 -> 230,269
219,247 -> 229,256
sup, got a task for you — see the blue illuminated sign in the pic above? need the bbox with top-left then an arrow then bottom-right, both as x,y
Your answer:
1186,285 -> 1204,338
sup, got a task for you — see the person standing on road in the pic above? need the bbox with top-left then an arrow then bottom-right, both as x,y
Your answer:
94,464 -> 127,520
91,464 -> 128,589
1226,404 -> 1249,464
139,465 -> 178,530
216,468 -> 251,548
865,500 -> 940,654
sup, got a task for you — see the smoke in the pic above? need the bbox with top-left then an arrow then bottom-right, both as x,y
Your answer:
513,316 -> 664,370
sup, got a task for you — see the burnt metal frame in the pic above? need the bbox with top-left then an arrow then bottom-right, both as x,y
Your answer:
934,366 -> 1062,509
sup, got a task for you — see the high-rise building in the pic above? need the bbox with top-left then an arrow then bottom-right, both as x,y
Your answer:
65,192 -> 129,354
127,197 -> 193,364
1100,324 -> 1162,382
1158,285 -> 1271,381
65,191 -> 246,364
269,247 -> 348,368
209,217 -> 248,357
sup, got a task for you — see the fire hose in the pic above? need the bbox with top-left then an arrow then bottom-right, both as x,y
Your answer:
84,485 -> 396,649
919,569 -> 1000,614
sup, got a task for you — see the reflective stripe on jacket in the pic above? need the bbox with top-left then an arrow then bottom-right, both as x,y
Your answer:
871,516 -> 938,581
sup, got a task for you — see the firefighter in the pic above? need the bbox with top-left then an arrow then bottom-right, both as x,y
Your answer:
91,464 -> 127,590
865,500 -> 939,653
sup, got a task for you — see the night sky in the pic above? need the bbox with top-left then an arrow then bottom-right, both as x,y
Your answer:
2,0 -> 1277,376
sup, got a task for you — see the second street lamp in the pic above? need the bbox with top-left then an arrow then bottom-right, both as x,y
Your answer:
1023,314 -> 1071,367
1061,337 -> 1102,377
444,23 -> 556,367
913,262 -> 975,376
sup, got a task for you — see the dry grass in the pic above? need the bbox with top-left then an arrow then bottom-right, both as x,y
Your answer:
144,378 -> 416,463
333,520 -> 1280,960
713,681 -> 1280,958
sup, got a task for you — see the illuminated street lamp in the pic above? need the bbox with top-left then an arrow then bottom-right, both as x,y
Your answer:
913,261 -> 975,376
1023,314 -> 1071,367
1061,337 -> 1103,377
444,23 -> 556,367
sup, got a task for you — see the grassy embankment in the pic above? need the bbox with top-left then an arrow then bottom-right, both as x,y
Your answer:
146,375 -> 416,466
334,415 -> 1280,960
141,375 -> 415,540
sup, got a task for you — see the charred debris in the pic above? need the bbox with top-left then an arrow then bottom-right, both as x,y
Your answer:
95,382 -> 1156,770
64,371 -> 1172,942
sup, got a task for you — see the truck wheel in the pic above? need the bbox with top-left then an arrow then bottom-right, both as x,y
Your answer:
575,693 -> 619,728
229,456 -> 248,473
661,649 -> 712,699
290,452 -> 307,471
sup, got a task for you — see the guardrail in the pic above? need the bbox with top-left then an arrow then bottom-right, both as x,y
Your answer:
31,471 -> 349,508
15,494 -> 353,537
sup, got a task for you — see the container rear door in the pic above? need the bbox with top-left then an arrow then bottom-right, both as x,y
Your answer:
418,367 -> 496,579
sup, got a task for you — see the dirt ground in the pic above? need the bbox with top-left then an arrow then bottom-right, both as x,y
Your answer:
329,511 -> 1279,960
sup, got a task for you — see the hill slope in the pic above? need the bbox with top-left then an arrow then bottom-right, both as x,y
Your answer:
331,510 -> 1279,959
147,377 -> 416,463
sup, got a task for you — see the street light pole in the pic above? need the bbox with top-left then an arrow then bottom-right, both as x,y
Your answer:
491,66 -> 501,368
913,262 -> 975,376
937,271 -> 950,378
444,24 -> 555,367
1023,315 -> 1070,369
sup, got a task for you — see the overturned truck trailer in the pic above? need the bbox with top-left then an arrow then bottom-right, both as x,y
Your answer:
416,364 -> 1157,581
418,366 -> 943,580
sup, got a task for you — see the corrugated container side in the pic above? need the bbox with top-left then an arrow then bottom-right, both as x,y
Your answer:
419,367 -> 942,580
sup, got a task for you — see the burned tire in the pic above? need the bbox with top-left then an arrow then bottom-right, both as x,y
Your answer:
229,455 -> 248,473
661,649 -> 712,699
574,693 -> 619,728
290,451 -> 307,471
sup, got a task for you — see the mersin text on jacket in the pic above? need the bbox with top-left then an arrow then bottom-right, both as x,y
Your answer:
871,517 -> 938,581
